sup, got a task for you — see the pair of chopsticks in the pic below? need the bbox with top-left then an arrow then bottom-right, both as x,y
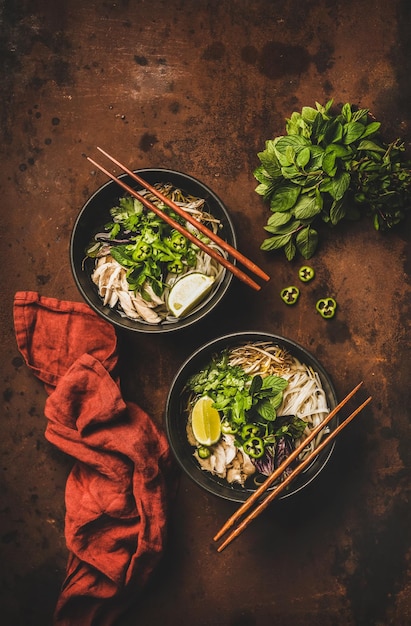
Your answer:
86,147 -> 270,291
214,381 -> 372,552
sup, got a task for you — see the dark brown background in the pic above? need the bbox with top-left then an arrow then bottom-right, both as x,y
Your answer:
1,1 -> 410,625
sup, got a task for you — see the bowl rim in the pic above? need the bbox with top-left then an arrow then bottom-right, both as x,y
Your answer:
165,330 -> 338,502
70,168 -> 237,333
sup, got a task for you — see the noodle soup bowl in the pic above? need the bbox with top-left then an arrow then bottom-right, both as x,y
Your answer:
165,331 -> 338,503
70,168 -> 236,333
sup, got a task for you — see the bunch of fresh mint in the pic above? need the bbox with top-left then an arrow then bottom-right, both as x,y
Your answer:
254,100 -> 411,260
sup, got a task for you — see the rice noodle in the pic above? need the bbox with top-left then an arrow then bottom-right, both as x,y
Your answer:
227,342 -> 330,459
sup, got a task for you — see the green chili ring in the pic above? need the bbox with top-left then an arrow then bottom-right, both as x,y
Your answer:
298,265 -> 315,282
167,258 -> 184,274
316,297 -> 337,319
197,446 -> 211,459
241,424 -> 261,440
280,286 -> 300,305
243,436 -> 265,459
132,242 -> 152,262
168,231 -> 188,253
221,421 -> 238,435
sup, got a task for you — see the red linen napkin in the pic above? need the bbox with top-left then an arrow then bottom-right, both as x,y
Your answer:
13,291 -> 174,626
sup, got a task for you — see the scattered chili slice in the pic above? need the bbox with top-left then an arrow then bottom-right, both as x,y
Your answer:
298,265 -> 315,282
316,297 -> 337,319
280,286 -> 300,305
243,436 -> 265,459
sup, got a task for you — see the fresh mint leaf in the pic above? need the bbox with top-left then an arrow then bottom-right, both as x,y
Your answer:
257,142 -> 283,178
275,135 -> 310,152
357,139 -> 385,153
308,144 -> 325,169
269,184 -> 301,212
249,375 -> 263,396
343,121 -> 365,144
351,107 -> 370,123
296,226 -> 318,259
257,400 -> 277,421
255,183 -> 270,196
281,164 -> 305,181
296,146 -> 311,168
261,375 -> 288,392
324,119 -> 343,144
264,219 -> 301,235
260,233 -> 292,251
361,121 -> 381,138
322,152 -> 337,177
284,238 -> 297,260
341,103 -> 352,122
294,195 -> 322,219
330,198 -> 347,225
267,211 -> 293,227
330,172 -> 351,201
301,106 -> 318,123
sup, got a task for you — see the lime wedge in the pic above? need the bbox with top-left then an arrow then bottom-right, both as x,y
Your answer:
191,396 -> 221,446
168,272 -> 215,318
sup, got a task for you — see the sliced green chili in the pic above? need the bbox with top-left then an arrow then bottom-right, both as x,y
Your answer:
316,297 -> 337,319
167,231 -> 187,253
241,424 -> 261,440
280,286 -> 300,305
197,446 -> 211,459
185,248 -> 197,267
167,258 -> 184,274
221,421 -> 238,435
132,242 -> 152,262
298,265 -> 315,282
243,436 -> 265,459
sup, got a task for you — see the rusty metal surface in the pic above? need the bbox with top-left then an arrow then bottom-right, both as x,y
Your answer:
1,0 -> 410,624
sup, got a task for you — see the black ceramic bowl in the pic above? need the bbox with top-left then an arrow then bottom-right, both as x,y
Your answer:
165,331 -> 338,502
70,168 -> 236,333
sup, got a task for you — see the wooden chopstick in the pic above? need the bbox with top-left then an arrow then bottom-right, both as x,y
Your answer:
87,156 -> 262,291
96,146 -> 270,284
214,381 -> 364,543
215,385 -> 372,552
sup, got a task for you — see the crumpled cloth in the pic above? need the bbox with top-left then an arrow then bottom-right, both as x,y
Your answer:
13,291 -> 174,626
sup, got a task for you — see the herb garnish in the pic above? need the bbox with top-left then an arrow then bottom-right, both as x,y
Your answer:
186,350 -> 306,455
86,195 -> 199,298
254,99 -> 411,260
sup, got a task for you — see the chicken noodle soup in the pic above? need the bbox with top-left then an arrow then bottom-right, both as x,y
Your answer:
185,342 -> 330,487
85,183 -> 226,324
